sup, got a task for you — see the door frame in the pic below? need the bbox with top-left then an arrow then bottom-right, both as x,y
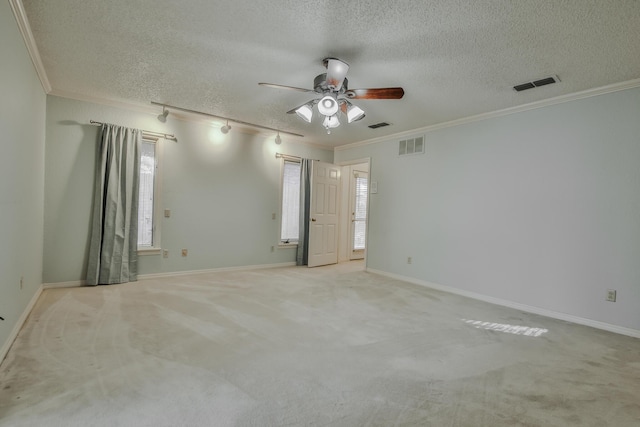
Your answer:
336,157 -> 371,268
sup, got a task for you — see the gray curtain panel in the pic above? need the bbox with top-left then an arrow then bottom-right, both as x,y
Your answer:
296,159 -> 312,266
86,124 -> 141,285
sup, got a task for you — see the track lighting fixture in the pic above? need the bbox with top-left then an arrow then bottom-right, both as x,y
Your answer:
150,101 -> 304,139
157,107 -> 169,123
275,132 -> 282,145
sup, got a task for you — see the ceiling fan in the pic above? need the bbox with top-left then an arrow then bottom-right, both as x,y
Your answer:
259,58 -> 404,134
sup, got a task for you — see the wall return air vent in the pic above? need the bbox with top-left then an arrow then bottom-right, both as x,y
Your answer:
398,135 -> 425,156
513,75 -> 560,92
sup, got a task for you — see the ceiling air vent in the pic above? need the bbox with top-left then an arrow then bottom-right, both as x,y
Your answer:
399,135 -> 425,156
368,122 -> 390,129
513,75 -> 559,92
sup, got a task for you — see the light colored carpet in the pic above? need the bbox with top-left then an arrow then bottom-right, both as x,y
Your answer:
1,261 -> 639,426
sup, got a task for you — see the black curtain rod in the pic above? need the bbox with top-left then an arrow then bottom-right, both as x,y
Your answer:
275,153 -> 320,161
90,120 -> 177,141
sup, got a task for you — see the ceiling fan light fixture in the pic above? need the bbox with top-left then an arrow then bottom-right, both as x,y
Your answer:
220,120 -> 231,134
157,107 -> 169,123
317,95 -> 339,116
323,114 -> 340,129
295,104 -> 313,123
325,58 -> 349,90
346,103 -> 365,123
259,57 -> 405,135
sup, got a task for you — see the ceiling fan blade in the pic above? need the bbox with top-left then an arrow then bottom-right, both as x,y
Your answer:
259,82 -> 314,93
345,87 -> 405,99
286,104 -> 304,114
325,58 -> 349,91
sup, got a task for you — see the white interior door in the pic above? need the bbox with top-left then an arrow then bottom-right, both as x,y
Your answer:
349,170 -> 368,260
308,161 -> 340,267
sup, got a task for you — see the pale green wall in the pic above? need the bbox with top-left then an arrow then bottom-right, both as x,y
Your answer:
336,87 -> 640,331
43,96 -> 333,283
0,1 -> 46,353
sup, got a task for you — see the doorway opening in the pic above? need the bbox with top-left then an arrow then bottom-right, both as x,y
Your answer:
338,159 -> 370,269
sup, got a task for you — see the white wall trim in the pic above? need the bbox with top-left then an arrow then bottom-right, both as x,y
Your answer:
335,158 -> 371,267
367,268 -> 640,339
138,262 -> 297,280
50,89 -> 167,115
0,285 -> 43,367
8,0 -> 51,93
335,78 -> 640,152
43,262 -> 298,287
43,280 -> 85,289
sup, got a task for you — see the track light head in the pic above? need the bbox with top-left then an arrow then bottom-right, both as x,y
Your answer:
275,132 -> 282,145
220,121 -> 231,134
157,107 -> 169,123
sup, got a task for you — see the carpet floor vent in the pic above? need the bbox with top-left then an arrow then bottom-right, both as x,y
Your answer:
514,75 -> 559,92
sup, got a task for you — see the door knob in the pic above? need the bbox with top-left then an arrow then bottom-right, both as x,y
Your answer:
311,218 -> 317,222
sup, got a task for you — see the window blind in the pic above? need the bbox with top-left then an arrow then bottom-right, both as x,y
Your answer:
137,141 -> 156,246
353,176 -> 368,250
281,160 -> 301,242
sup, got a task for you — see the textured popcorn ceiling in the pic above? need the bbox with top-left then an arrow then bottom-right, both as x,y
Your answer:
21,0 -> 640,146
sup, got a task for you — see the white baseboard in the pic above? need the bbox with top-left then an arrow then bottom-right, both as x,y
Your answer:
138,262 -> 297,280
0,285 -> 43,367
366,268 -> 640,339
43,262 -> 300,288
43,280 -> 85,289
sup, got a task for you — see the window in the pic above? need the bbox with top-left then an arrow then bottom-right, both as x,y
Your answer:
138,138 -> 162,253
353,175 -> 368,250
280,159 -> 301,244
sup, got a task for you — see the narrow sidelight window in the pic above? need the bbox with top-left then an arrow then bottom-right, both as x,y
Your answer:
280,160 -> 301,243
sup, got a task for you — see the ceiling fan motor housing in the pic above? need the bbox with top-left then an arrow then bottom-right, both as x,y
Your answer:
314,74 -> 348,94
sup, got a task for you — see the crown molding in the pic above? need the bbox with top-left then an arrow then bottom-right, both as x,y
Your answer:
50,88 -> 161,114
335,78 -> 640,152
9,0 -> 51,93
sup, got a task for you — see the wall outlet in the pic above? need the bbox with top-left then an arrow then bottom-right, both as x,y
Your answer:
407,256 -> 412,264
164,209 -> 171,218
272,213 -> 276,220
606,289 -> 617,302
163,249 -> 169,258
271,246 -> 275,252
181,248 -> 188,257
